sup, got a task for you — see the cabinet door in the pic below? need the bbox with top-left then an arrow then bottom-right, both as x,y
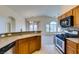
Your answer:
66,46 -> 77,54
13,39 -> 29,54
65,10 -> 72,17
36,36 -> 41,50
18,39 -> 29,54
73,6 -> 79,27
77,44 -> 79,53
13,41 -> 19,54
29,37 -> 36,53
66,40 -> 77,54
62,14 -> 66,19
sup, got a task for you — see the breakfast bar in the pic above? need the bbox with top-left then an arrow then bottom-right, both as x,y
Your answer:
0,31 -> 41,54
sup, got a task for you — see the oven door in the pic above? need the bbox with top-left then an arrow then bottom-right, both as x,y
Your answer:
55,37 -> 65,53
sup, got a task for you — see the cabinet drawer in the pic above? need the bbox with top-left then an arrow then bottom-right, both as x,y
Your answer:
67,40 -> 77,49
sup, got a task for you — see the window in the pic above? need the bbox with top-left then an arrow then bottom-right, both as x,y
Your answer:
46,24 -> 50,32
34,24 -> 37,31
50,21 -> 57,32
58,27 -> 61,32
29,22 -> 38,31
29,24 -> 33,31
46,21 -> 57,32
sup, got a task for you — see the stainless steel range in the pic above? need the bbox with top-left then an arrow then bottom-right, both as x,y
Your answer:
55,34 -> 66,54
55,30 -> 79,54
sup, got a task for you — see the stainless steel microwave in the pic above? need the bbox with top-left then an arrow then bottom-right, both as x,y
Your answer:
60,16 -> 73,28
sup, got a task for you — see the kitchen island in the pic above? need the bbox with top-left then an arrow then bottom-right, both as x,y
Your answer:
0,31 -> 41,54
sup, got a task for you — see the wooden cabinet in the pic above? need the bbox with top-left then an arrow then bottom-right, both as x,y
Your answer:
65,10 -> 72,17
66,46 -> 77,54
62,14 -> 66,19
73,6 -> 79,27
13,36 -> 41,54
29,37 -> 37,53
66,39 -> 78,54
36,36 -> 41,50
58,10 -> 72,20
77,44 -> 79,53
13,38 -> 29,54
29,36 -> 41,53
58,6 -> 79,27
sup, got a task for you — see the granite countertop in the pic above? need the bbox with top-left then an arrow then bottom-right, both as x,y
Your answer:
0,31 -> 41,38
66,38 -> 79,43
0,32 -> 41,49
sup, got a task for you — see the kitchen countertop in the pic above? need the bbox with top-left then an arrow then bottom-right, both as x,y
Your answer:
0,33 -> 41,49
0,31 -> 41,38
66,38 -> 79,43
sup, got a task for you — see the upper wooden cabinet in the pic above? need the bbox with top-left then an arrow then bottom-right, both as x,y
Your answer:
65,10 -> 72,17
58,10 -> 72,20
73,6 -> 79,27
58,6 -> 79,27
61,14 -> 65,19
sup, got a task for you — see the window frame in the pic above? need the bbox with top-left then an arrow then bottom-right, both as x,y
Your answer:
29,22 -> 38,31
46,21 -> 58,33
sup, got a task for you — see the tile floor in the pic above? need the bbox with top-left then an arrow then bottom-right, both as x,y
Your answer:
33,35 -> 59,54
33,45 -> 59,54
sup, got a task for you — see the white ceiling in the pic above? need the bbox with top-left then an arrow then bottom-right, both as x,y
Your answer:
7,5 -> 61,18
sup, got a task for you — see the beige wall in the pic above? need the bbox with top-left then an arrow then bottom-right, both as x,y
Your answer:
0,6 -> 26,33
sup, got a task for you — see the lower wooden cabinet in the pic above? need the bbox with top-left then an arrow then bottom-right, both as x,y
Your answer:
66,39 -> 78,54
13,36 -> 41,54
36,36 -> 41,50
66,46 -> 77,54
13,39 -> 29,54
29,36 -> 41,53
29,37 -> 37,53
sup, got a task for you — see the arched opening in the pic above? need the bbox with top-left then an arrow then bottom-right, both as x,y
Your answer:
7,16 -> 16,32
